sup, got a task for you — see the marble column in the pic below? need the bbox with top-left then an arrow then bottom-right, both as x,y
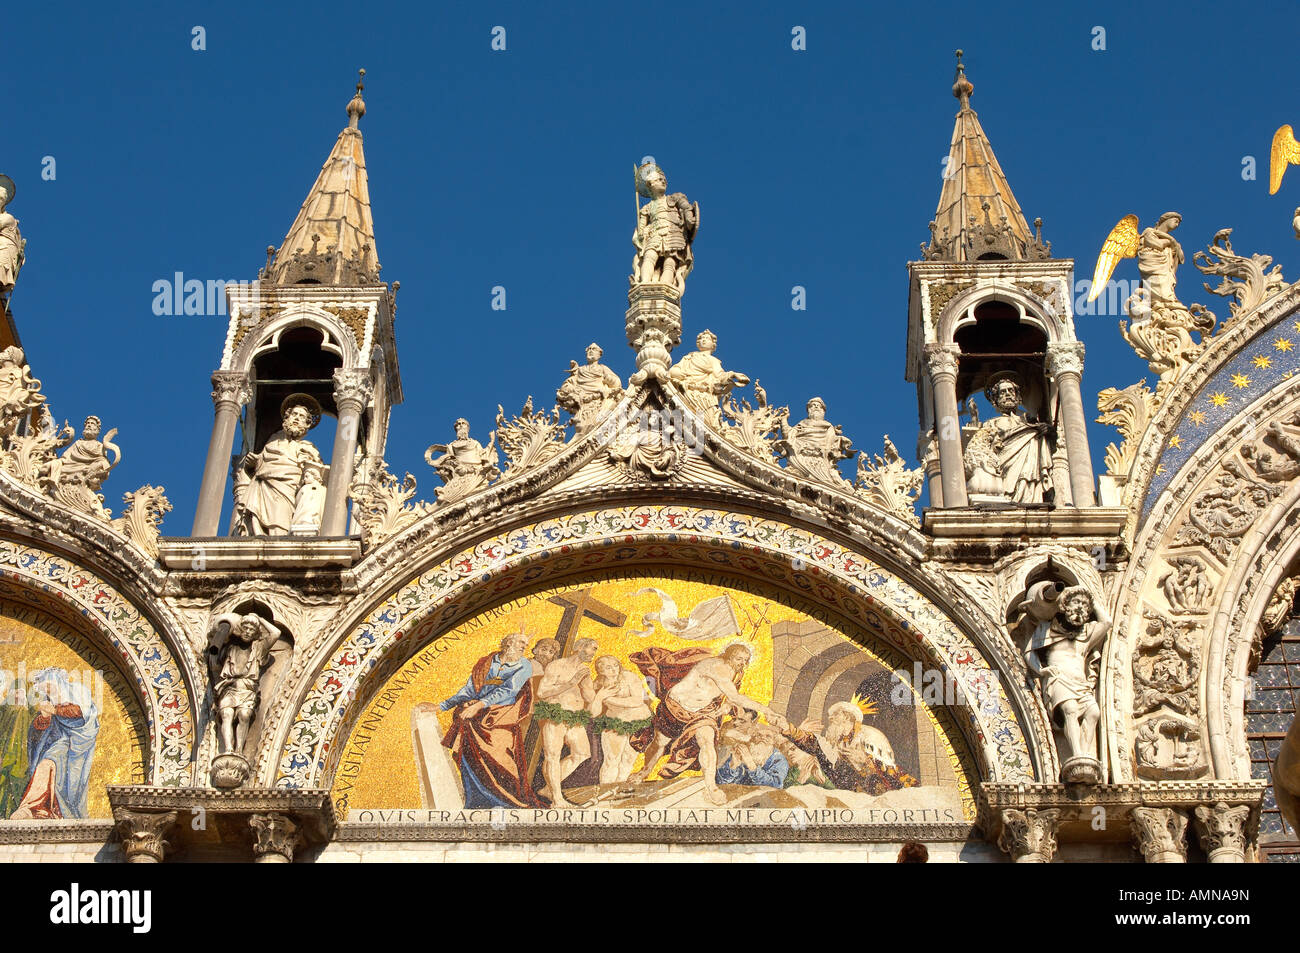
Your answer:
925,343 -> 967,507
250,812 -> 301,863
1193,802 -> 1253,863
114,809 -> 178,864
192,372 -> 250,536
997,808 -> 1059,863
320,368 -> 373,536
1130,806 -> 1188,863
1046,342 -> 1095,507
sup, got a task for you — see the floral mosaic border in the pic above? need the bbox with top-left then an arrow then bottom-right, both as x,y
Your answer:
275,505 -> 1035,789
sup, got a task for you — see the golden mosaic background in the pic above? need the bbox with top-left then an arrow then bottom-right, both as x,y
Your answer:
334,571 -> 973,812
0,600 -> 148,818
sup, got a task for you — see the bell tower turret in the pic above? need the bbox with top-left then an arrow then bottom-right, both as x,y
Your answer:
907,52 -> 1095,510
191,70 -> 402,537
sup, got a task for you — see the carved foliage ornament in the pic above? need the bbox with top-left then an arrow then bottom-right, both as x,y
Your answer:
349,460 -> 432,548
1194,228 -> 1288,327
495,397 -> 567,480
854,436 -> 922,527
1096,379 -> 1156,480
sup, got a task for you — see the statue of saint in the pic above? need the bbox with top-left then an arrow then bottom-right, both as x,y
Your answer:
425,418 -> 500,505
775,397 -> 854,488
668,330 -> 749,422
41,415 -> 120,493
0,346 -> 45,441
556,343 -> 624,434
632,162 -> 699,293
0,175 -> 24,298
963,372 -> 1055,504
232,395 -> 327,536
1015,581 -> 1110,782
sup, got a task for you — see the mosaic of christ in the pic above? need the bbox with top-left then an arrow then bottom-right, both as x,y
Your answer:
334,574 -> 973,819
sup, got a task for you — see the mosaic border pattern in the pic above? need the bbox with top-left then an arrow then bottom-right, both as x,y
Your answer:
275,505 -> 1035,788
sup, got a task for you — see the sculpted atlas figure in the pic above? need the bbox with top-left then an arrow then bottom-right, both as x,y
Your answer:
1014,581 -> 1110,782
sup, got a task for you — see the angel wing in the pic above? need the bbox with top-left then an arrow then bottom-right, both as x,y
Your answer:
1088,214 -> 1141,302
1270,124 -> 1300,195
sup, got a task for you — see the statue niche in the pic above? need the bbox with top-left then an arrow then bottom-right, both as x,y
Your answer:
206,609 -> 293,788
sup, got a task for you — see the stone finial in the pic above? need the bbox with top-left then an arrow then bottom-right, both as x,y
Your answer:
952,50 -> 973,108
347,68 -> 366,129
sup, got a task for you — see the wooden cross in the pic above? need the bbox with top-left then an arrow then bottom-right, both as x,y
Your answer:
547,588 -> 627,656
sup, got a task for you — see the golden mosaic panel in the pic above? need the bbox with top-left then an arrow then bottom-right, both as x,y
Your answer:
333,570 -> 974,830
0,599 -> 148,819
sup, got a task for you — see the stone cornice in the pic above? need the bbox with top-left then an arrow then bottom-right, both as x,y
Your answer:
107,786 -> 336,844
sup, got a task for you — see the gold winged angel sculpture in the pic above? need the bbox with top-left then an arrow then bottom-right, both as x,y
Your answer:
1269,124 -> 1300,195
1090,212 -> 1214,393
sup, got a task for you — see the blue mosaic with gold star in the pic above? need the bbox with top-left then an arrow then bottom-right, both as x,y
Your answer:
1140,316 -> 1300,525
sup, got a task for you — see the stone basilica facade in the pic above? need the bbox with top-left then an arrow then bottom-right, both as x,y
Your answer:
0,59 -> 1296,863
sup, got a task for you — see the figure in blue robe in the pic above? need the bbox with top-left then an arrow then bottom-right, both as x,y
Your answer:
715,747 -> 791,788
439,639 -> 542,808
10,668 -> 99,819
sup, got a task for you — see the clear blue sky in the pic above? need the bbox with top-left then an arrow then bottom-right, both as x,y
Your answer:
6,0 -> 1299,525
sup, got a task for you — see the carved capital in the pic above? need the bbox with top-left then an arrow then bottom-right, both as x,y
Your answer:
114,809 -> 179,863
1045,341 -> 1086,379
997,808 -> 1059,863
332,368 -> 374,413
1193,802 -> 1253,863
923,343 -> 961,382
250,812 -> 301,863
1130,806 -> 1189,863
210,371 -> 252,410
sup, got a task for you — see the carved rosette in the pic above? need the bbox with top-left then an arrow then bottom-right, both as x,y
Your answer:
1045,341 -> 1085,379
210,370 -> 252,410
1130,806 -> 1188,863
250,812 -> 302,863
1193,802 -> 1253,863
114,809 -> 179,864
923,342 -> 960,381
332,368 -> 374,413
997,808 -> 1059,863
626,284 -> 682,386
